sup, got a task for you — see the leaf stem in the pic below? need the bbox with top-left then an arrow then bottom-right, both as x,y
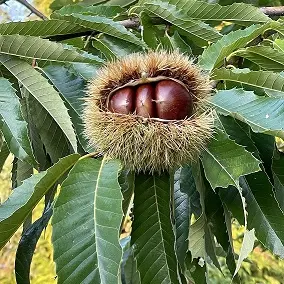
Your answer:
79,151 -> 102,160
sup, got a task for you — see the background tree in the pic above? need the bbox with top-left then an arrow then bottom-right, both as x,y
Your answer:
1,0 -> 284,283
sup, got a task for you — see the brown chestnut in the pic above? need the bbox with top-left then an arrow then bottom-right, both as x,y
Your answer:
108,87 -> 134,114
155,80 -> 193,120
108,79 -> 193,120
135,84 -> 155,117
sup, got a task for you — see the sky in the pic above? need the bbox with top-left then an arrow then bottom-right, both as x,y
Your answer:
0,0 -> 33,22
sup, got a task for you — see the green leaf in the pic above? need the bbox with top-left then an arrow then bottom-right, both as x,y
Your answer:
223,205 -> 239,282
144,1 -> 222,45
53,4 -> 124,18
41,65 -> 85,118
0,139 -> 9,172
235,46 -> 284,72
54,13 -> 146,47
107,0 -> 137,6
199,24 -> 269,71
0,35 -> 103,64
251,132 -> 275,176
160,30 -> 192,55
172,0 -> 270,25
94,34 -> 142,58
92,38 -> 118,60
188,216 -> 222,275
15,207 -> 53,284
70,62 -> 99,80
140,11 -> 160,50
121,244 -> 141,284
219,115 -> 258,155
0,154 -> 79,250
184,256 -> 206,284
274,38 -> 284,52
166,31 -> 192,56
0,19 -> 89,37
0,55 -> 77,152
0,78 -> 36,166
41,65 -> 92,152
52,157 -> 123,284
92,33 -> 142,60
201,129 -> 260,189
219,171 -> 284,258
233,229 -> 255,277
204,186 -> 238,280
219,115 -> 275,180
272,149 -> 284,212
200,125 -> 251,229
12,159 -> 33,188
188,214 -> 207,259
174,166 -> 196,268
190,162 -> 221,271
138,0 -> 269,25
213,68 -> 284,93
50,0 -> 107,11
210,89 -> 284,139
20,91 -> 50,171
131,173 -> 179,284
242,171 -> 284,258
27,95 -> 73,163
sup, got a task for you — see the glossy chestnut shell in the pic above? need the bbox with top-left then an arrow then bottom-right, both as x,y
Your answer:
107,79 -> 193,120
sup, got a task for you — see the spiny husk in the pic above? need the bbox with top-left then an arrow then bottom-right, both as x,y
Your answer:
83,51 -> 214,173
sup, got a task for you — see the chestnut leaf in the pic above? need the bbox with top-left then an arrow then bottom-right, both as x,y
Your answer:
144,1 -> 222,46
0,19 -> 88,37
201,128 -> 261,190
0,55 -> 78,153
174,0 -> 269,25
131,172 -> 180,284
137,0 -> 269,26
0,139 -> 9,172
40,65 -> 92,153
210,88 -> 284,139
53,13 -> 147,48
199,24 -> 270,71
173,166 -> 196,268
52,4 -> 124,18
0,154 -> 80,250
219,171 -> 284,259
213,69 -> 284,94
272,150 -> 284,212
0,35 -> 103,64
0,78 -> 36,167
234,46 -> 284,72
52,157 -> 123,284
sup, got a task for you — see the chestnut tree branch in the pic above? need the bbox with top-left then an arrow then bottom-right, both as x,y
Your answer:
260,6 -> 284,16
14,0 -> 48,20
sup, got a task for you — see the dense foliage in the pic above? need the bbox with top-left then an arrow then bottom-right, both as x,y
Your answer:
1,0 -> 284,283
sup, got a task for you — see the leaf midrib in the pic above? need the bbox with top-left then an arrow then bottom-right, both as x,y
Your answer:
94,158 -> 105,283
152,176 -> 174,283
